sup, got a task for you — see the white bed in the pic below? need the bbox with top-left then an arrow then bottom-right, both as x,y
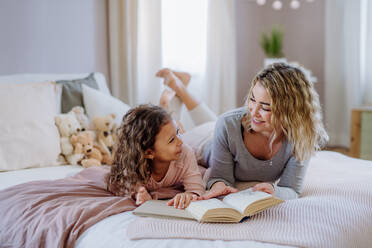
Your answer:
1,151 -> 371,248
0,164 -> 291,248
1,73 -> 371,248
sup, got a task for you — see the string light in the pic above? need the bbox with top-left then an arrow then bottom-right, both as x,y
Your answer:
272,0 -> 282,10
290,0 -> 300,9
255,0 -> 314,10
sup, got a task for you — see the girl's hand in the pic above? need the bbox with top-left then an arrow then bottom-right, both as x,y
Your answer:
201,181 -> 238,200
167,192 -> 198,209
252,182 -> 275,195
135,186 -> 152,205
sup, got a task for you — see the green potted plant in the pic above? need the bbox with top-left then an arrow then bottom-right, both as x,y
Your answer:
260,26 -> 286,67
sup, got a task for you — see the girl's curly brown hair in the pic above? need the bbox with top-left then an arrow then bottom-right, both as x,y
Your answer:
106,104 -> 171,196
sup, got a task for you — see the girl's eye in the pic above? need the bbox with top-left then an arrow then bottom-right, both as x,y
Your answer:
262,108 -> 271,112
169,137 -> 175,143
250,97 -> 256,102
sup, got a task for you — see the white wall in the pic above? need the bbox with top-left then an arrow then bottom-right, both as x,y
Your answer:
0,0 -> 109,82
235,0 -> 325,107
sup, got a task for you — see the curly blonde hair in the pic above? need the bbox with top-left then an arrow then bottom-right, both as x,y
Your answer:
106,104 -> 171,196
242,63 -> 329,162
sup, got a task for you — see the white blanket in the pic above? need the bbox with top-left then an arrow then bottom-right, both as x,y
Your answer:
127,152 -> 372,248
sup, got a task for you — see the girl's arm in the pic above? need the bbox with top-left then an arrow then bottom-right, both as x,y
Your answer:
274,156 -> 310,200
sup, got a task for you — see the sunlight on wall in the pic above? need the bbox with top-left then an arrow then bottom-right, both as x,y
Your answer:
161,0 -> 207,77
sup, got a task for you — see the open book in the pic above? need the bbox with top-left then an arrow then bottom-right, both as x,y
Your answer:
133,188 -> 284,223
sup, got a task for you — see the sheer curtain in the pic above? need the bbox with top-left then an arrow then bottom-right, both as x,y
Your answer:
108,0 -> 162,106
109,0 -> 237,117
161,0 -> 237,116
361,0 -> 372,105
325,0 -> 372,147
204,0 -> 237,115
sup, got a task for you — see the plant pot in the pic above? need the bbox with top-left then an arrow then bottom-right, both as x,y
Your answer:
264,57 -> 287,67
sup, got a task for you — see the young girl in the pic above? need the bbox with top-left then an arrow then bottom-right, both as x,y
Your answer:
106,104 -> 205,209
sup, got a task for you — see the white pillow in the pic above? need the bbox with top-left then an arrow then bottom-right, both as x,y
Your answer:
0,72 -> 111,113
0,82 -> 61,171
82,84 -> 131,126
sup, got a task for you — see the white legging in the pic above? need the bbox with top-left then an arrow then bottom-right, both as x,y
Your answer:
179,103 -> 217,167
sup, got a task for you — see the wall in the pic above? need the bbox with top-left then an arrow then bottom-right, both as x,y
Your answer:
235,0 -> 325,107
0,0 -> 109,83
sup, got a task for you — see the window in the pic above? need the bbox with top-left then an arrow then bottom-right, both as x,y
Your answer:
161,0 -> 207,94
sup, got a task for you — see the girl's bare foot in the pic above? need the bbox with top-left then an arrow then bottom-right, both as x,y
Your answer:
156,68 -> 188,96
173,71 -> 191,87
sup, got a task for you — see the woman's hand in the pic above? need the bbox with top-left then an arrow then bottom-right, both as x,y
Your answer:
135,186 -> 152,205
167,192 -> 198,209
252,182 -> 275,195
201,181 -> 238,200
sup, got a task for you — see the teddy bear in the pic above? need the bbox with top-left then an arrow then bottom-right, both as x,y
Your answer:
54,111 -> 84,164
70,131 -> 103,168
92,114 -> 118,165
71,106 -> 91,132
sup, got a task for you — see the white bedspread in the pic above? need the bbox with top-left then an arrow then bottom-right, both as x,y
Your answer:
1,151 -> 370,248
127,152 -> 372,248
0,166 -> 291,248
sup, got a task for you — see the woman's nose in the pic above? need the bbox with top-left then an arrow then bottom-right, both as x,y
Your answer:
251,105 -> 260,117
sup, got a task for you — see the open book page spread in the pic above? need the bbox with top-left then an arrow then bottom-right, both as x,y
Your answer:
186,198 -> 229,221
222,188 -> 271,214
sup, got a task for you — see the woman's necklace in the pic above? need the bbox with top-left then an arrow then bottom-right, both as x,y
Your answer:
243,128 -> 281,166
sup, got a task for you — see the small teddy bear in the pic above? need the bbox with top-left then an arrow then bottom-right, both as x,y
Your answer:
70,131 -> 103,168
54,111 -> 83,164
71,106 -> 91,132
92,114 -> 118,165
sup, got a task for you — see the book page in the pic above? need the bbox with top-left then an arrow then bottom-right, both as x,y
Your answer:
133,200 -> 195,220
222,188 -> 271,214
186,198 -> 230,221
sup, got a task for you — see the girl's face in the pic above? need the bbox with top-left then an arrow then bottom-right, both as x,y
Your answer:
151,120 -> 183,163
248,82 -> 274,136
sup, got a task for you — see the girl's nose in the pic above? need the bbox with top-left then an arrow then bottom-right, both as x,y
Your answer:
176,136 -> 183,146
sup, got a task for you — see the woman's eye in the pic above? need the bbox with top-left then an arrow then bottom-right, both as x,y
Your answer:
250,97 -> 256,102
169,137 -> 175,143
262,108 -> 271,112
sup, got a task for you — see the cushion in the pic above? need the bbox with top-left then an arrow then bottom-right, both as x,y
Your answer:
0,82 -> 61,171
56,73 -> 99,113
82,84 -> 131,126
0,73 -> 111,114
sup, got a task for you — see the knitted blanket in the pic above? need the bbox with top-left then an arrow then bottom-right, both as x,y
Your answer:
127,152 -> 372,248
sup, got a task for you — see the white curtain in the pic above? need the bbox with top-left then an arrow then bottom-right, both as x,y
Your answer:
108,0 -> 237,115
204,0 -> 237,115
361,0 -> 372,105
108,0 -> 162,106
324,0 -> 372,147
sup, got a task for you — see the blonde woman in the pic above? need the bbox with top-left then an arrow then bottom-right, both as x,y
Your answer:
157,63 -> 328,200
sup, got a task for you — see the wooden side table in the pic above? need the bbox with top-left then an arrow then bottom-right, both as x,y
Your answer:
350,107 -> 372,160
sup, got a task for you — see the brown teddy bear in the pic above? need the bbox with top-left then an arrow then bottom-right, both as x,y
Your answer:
70,131 -> 103,168
92,114 -> 118,165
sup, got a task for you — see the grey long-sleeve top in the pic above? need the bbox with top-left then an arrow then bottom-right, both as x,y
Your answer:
204,107 -> 309,200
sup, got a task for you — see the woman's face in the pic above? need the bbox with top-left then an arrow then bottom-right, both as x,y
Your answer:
247,82 -> 274,136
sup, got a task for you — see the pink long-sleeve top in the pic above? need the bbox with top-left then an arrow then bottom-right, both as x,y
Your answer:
145,144 -> 205,197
